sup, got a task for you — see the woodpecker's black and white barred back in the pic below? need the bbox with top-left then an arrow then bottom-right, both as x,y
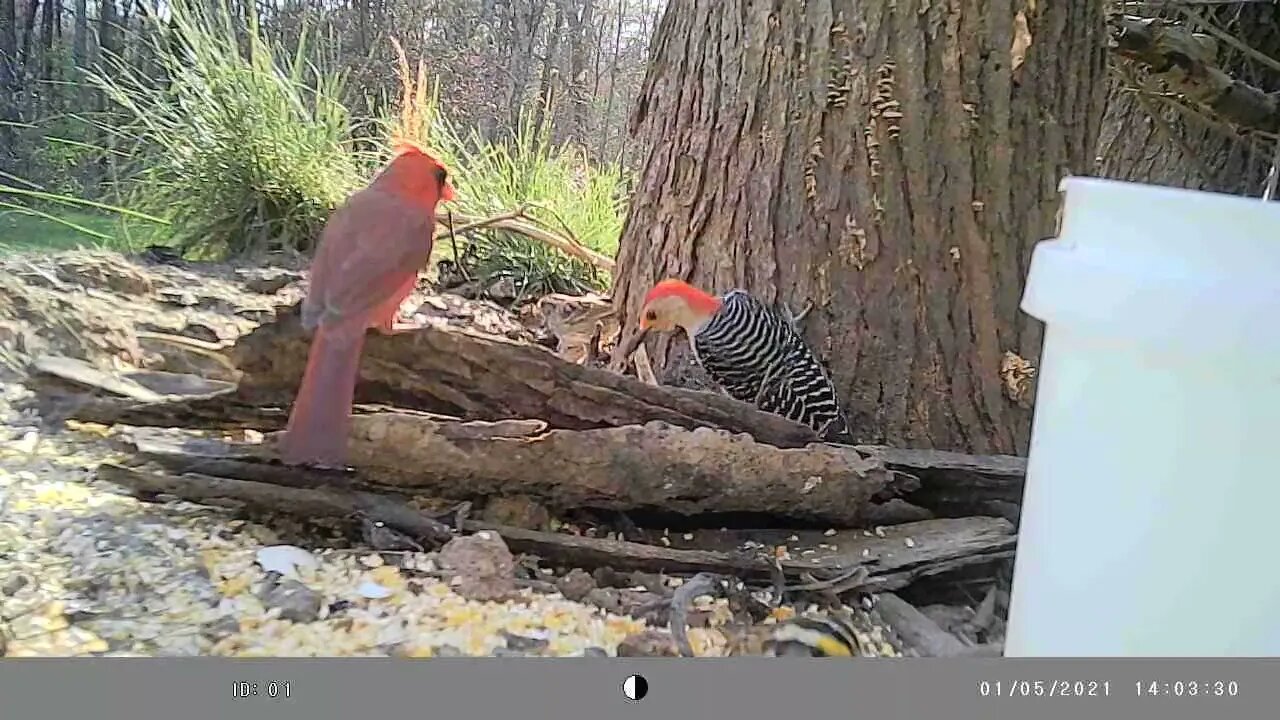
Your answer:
691,290 -> 853,442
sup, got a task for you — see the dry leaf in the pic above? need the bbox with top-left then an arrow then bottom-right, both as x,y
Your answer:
1011,10 -> 1032,73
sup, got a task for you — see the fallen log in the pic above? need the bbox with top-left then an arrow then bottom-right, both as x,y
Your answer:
113,417 -> 893,526
228,303 -> 821,448
95,463 -> 1015,592
55,393 -> 1021,524
858,446 -> 1026,522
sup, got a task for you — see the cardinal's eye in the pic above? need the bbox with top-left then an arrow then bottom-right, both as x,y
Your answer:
434,167 -> 449,186
645,310 -> 657,322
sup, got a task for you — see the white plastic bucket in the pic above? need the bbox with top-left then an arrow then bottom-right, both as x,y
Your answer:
1005,176 -> 1280,657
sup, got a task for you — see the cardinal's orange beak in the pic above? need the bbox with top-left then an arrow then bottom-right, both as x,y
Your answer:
441,182 -> 456,203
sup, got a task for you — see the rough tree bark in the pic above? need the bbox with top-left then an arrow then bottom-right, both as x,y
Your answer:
611,0 -> 1109,455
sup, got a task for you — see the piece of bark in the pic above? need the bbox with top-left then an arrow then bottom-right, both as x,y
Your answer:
116,417 -> 890,526
96,463 -> 453,545
875,592 -> 972,658
951,643 -> 1004,658
857,445 -> 1026,521
228,303 -> 820,448
95,463 -> 1014,591
61,392 -> 290,430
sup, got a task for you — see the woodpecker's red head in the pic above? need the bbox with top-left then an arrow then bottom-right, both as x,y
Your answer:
639,278 -> 722,334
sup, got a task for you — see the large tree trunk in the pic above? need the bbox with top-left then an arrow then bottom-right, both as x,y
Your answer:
611,0 -> 1109,455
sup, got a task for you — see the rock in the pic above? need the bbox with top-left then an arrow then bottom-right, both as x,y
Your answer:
616,630 -> 679,657
555,569 -> 596,602
200,615 -> 242,641
157,290 -> 199,307
479,495 -> 551,530
432,644 -> 464,657
236,268 -> 302,295
436,531 -> 516,602
176,322 -> 224,345
581,646 -> 609,658
52,252 -> 154,296
360,517 -> 425,552
257,578 -> 323,623
501,630 -> 550,653
486,276 -> 518,302
255,545 -> 318,579
1,574 -> 29,596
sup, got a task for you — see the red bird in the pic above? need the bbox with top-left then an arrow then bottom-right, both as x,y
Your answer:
278,142 -> 455,467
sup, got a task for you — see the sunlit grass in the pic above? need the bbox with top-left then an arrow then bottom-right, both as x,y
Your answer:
0,207 -> 161,255
1,3 -> 630,299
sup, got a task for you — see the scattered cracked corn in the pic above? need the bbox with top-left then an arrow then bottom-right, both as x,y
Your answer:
0,431 -> 653,657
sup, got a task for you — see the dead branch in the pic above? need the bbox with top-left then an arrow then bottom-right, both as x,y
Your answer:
95,462 -> 1015,590
229,303 -> 821,448
875,592 -> 972,657
857,445 -> 1026,522
670,572 -> 722,657
1110,15 -> 1280,134
436,209 -> 616,272
97,463 -> 453,545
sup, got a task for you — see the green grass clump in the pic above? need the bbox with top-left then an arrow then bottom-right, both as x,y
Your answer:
386,46 -> 626,298
83,0 -> 363,259
440,115 -> 625,298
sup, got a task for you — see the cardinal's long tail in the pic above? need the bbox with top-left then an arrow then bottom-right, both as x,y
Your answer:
278,323 -> 366,467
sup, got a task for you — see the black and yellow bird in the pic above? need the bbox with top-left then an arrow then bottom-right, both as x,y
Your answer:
762,613 -> 867,657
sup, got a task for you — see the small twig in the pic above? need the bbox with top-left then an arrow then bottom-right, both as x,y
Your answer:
766,557 -> 788,607
1264,137 -> 1280,201
438,208 -> 528,237
435,209 -> 616,272
585,320 -> 606,366
669,572 -> 722,657
782,565 -> 869,594
968,584 -> 1000,635
632,343 -> 658,386
445,207 -> 469,281
1176,6 -> 1280,77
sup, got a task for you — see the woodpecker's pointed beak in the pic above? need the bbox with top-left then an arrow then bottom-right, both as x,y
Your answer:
614,326 -> 649,369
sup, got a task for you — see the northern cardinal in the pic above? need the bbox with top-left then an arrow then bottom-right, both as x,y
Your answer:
278,142 -> 455,467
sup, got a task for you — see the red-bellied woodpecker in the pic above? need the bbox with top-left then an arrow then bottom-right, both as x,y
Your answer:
634,278 -> 853,443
